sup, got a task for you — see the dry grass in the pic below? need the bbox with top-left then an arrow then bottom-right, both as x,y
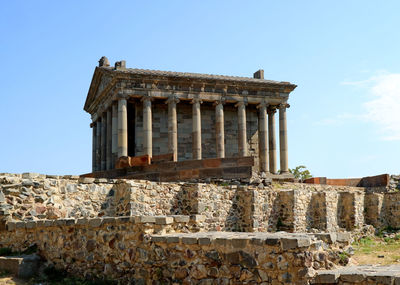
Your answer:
352,235 -> 400,265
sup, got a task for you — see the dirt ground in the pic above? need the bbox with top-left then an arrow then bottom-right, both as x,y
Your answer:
352,235 -> 400,265
0,277 -> 28,285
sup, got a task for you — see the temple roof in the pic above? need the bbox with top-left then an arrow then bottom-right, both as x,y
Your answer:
104,66 -> 292,85
84,59 -> 297,114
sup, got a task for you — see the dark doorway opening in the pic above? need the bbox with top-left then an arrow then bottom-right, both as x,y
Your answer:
127,102 -> 136,157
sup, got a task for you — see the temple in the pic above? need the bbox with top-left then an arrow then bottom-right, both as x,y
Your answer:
83,57 -> 297,180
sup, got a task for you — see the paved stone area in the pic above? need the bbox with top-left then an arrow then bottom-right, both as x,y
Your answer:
314,265 -> 400,284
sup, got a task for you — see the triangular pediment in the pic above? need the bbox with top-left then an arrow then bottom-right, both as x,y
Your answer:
83,67 -> 114,113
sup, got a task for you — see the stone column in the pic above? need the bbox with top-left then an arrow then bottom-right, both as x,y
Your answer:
111,102 -> 118,167
258,102 -> 269,173
96,118 -> 102,171
92,122 -> 97,172
101,113 -> 107,171
118,98 -> 128,157
192,98 -> 202,160
268,107 -> 277,174
166,95 -> 179,161
236,101 -> 247,157
142,96 -> 153,157
215,99 -> 225,158
106,108 -> 112,170
279,103 -> 289,173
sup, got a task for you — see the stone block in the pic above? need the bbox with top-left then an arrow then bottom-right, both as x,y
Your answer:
102,217 -> 117,225
202,158 -> 221,168
78,177 -> 95,184
191,215 -> 205,222
15,222 -> 25,229
151,153 -> 174,164
6,222 -> 16,231
135,216 -> 156,224
115,156 -> 130,169
236,157 -> 255,167
199,168 -> 223,179
336,232 -> 351,243
265,237 -> 280,246
160,171 -> 181,182
182,237 -> 198,245
130,155 -> 151,167
340,272 -> 366,282
155,216 -> 173,225
25,221 -> 37,229
88,218 -> 103,227
116,216 -> 130,223
179,169 -> 200,180
166,236 -> 180,243
313,272 -> 339,283
151,236 -> 167,243
198,237 -> 211,245
172,215 -> 190,223
230,238 -> 248,249
21,173 -> 41,179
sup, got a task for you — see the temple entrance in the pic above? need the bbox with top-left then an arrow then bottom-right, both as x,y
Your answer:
127,102 -> 136,157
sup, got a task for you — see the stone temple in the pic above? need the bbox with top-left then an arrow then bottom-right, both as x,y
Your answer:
84,57 -> 296,180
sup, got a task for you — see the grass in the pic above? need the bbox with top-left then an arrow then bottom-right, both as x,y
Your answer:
352,236 -> 400,265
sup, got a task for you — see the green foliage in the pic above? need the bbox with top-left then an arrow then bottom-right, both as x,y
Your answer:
353,237 -> 375,247
0,270 -> 9,277
338,251 -> 350,264
0,247 -> 12,256
289,165 -> 312,181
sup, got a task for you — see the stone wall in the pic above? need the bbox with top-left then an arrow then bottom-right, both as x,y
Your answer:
0,173 -> 115,223
2,173 -> 400,233
0,217 -> 336,284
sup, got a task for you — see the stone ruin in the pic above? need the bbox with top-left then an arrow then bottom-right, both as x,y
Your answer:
1,172 -> 400,283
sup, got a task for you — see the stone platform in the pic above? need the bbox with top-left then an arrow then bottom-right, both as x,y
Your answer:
314,265 -> 400,284
82,156 -> 257,182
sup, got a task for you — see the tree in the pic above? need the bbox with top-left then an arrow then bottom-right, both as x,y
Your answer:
289,165 -> 312,182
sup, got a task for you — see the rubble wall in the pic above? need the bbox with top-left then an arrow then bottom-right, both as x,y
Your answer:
0,217 -> 334,284
2,173 -> 400,233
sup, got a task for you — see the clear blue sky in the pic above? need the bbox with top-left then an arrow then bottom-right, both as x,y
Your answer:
1,1 -> 399,177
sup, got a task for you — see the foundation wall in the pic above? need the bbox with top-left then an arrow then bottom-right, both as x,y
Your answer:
2,174 -> 400,233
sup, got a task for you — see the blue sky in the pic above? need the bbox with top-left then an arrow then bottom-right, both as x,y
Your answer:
1,1 -> 399,177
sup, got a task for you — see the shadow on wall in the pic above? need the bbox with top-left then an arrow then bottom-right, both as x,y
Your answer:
169,184 -> 199,215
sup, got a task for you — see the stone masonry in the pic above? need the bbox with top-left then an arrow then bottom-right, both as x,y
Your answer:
2,173 -> 400,283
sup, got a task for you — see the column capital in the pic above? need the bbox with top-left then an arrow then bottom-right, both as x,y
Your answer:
213,96 -> 226,106
267,105 -> 277,114
191,97 -> 203,104
235,100 -> 248,108
257,101 -> 269,109
165,95 -> 180,105
116,92 -> 129,100
141,95 -> 153,102
278,103 -> 290,109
